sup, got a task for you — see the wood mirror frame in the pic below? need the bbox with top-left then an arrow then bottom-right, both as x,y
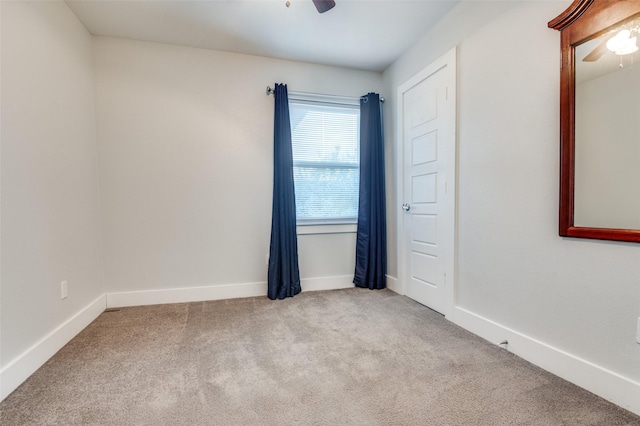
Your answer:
548,0 -> 640,243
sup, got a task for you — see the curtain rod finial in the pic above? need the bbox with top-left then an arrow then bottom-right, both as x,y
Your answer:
266,86 -> 275,96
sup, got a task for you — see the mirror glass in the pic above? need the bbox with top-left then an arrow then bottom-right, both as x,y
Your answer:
574,16 -> 640,229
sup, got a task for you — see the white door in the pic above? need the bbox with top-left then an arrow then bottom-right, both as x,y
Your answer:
398,48 -> 456,317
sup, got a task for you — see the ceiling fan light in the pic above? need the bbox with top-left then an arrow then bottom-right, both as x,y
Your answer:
606,29 -> 631,52
614,37 -> 638,55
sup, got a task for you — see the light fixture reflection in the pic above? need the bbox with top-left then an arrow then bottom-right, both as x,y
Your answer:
606,29 -> 639,55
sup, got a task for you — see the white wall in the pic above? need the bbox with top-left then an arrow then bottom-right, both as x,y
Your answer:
384,0 -> 640,413
93,37 -> 381,298
383,1 -> 522,278
1,0 -> 104,380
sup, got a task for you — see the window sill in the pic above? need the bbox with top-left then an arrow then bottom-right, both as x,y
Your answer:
297,223 -> 357,235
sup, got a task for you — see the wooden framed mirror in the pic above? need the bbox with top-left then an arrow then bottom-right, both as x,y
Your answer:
549,0 -> 640,243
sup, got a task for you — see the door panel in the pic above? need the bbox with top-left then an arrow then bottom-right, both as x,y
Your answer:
412,173 -> 437,203
412,131 -> 438,165
412,214 -> 437,245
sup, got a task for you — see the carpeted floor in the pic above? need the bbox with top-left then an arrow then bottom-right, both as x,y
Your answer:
1,288 -> 639,425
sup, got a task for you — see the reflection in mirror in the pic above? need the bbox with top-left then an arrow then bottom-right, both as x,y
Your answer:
574,16 -> 640,230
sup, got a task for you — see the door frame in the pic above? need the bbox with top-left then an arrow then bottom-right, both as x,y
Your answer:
395,46 -> 457,320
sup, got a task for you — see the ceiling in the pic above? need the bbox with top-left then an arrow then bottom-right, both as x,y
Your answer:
65,0 -> 459,72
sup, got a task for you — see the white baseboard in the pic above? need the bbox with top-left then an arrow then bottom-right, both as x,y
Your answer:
453,306 -> 640,416
106,281 -> 267,308
303,274 -> 397,293
386,275 -> 400,294
106,275 -> 358,308
301,275 -> 354,292
0,295 -> 106,401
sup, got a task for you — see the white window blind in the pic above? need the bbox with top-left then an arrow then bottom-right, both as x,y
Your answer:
289,98 -> 360,224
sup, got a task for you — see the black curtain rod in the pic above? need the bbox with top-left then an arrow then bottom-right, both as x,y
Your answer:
266,86 -> 384,102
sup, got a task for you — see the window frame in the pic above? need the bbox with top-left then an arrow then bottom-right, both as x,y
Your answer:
288,93 -> 361,234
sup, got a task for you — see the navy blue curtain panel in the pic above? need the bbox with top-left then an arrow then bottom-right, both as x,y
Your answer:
268,83 -> 301,300
354,93 -> 387,290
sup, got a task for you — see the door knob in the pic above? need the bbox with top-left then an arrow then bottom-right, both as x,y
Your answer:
402,203 -> 411,212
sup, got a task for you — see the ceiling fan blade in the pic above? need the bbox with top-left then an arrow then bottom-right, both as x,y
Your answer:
312,0 -> 335,13
582,37 -> 610,62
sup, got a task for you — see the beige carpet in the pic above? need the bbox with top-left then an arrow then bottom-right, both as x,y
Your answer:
1,288 -> 638,425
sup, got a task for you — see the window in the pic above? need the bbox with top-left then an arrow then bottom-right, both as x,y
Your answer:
289,96 -> 360,227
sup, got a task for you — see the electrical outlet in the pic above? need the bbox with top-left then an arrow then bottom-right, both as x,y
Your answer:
61,281 -> 68,299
